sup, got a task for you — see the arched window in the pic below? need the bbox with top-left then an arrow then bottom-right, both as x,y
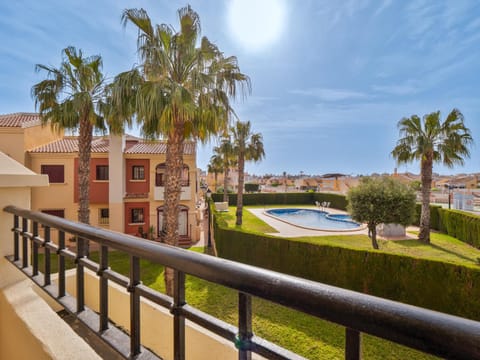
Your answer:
155,163 -> 189,187
155,163 -> 166,186
157,205 -> 189,237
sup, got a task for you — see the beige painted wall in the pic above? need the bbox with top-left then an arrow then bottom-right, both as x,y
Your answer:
109,135 -> 125,232
0,184 -> 100,360
23,123 -> 63,153
0,129 -> 25,165
0,262 -> 102,360
30,153 -> 76,220
66,269 -> 261,360
0,188 -> 31,258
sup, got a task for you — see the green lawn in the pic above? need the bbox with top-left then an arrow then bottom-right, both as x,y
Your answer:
218,206 -> 480,268
219,206 -> 278,233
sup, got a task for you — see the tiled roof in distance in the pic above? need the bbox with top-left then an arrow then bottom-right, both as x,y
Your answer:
125,141 -> 195,155
0,113 -> 40,127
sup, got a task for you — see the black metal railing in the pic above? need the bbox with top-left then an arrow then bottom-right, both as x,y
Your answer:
3,205 -> 480,360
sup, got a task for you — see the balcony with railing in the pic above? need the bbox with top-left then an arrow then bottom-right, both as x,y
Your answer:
1,203 -> 480,360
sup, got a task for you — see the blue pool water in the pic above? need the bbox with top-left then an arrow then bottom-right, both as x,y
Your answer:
265,208 -> 361,231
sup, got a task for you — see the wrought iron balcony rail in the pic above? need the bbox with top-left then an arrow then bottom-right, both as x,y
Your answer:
3,205 -> 480,360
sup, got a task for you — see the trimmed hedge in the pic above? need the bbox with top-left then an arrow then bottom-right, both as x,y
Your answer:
413,204 -> 480,248
212,192 -> 348,210
437,208 -> 480,248
214,220 -> 480,320
412,204 -> 441,229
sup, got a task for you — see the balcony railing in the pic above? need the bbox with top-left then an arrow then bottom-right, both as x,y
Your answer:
3,205 -> 480,360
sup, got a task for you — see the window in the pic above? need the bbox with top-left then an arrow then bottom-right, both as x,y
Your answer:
41,209 -> 65,218
155,163 -> 189,186
41,165 -> 64,183
99,208 -> 109,225
132,165 -> 145,180
155,164 -> 166,186
181,166 -> 189,186
157,206 -> 188,237
96,165 -> 109,180
131,208 -> 144,223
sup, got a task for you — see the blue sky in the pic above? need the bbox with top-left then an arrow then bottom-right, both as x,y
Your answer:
1,0 -> 479,176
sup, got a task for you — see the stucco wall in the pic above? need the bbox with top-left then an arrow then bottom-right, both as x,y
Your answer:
30,153 -> 76,219
0,129 -> 25,165
0,186 -> 100,360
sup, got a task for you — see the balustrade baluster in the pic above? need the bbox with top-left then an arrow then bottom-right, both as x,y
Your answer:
99,245 -> 109,331
32,221 -> 39,276
76,236 -> 85,312
173,270 -> 186,360
345,328 -> 361,360
129,255 -> 141,356
44,226 -> 51,286
238,292 -> 253,360
57,231 -> 65,298
13,214 -> 19,261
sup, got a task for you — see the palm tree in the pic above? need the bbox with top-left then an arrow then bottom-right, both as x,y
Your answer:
32,47 -> 109,227
207,154 -> 223,192
391,109 -> 472,243
111,6 -> 250,294
213,136 -> 236,203
231,121 -> 265,225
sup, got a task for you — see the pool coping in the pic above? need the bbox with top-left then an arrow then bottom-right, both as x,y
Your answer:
262,208 -> 367,233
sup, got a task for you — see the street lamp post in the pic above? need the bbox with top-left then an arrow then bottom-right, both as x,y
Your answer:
206,189 -> 212,248
448,185 -> 453,209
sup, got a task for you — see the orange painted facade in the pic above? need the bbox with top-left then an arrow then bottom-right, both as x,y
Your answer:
74,157 -> 109,204
125,159 -> 150,195
124,201 -> 150,237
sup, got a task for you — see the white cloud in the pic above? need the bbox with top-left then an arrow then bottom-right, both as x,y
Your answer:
290,88 -> 368,102
372,80 -> 421,96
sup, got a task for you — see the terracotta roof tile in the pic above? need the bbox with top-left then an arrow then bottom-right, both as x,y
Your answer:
29,137 -> 110,153
29,137 -> 195,155
0,113 -> 40,127
125,141 -> 195,155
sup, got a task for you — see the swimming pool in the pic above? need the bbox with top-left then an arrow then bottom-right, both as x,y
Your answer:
264,208 -> 361,231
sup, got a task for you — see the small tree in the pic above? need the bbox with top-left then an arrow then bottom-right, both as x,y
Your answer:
347,177 -> 416,249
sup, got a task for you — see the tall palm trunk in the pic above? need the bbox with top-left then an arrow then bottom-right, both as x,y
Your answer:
163,123 -> 184,296
419,155 -> 433,243
236,152 -> 245,225
223,167 -> 229,203
78,118 -> 93,224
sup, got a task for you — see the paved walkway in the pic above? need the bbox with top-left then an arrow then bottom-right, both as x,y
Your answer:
247,206 -> 418,240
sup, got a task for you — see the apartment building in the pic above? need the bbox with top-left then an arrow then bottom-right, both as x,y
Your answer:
0,113 -> 200,245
